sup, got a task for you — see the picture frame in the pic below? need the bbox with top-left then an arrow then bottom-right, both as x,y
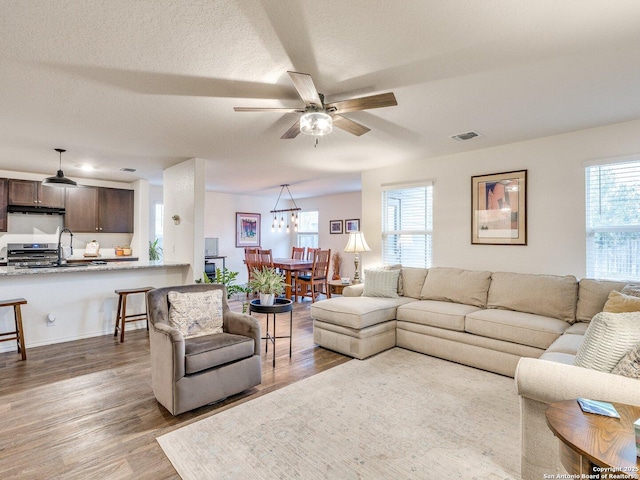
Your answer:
236,212 -> 261,248
471,170 -> 527,245
345,218 -> 360,233
330,220 -> 343,234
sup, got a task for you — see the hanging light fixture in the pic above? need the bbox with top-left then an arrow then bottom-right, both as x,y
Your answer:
42,148 -> 78,188
270,184 -> 300,233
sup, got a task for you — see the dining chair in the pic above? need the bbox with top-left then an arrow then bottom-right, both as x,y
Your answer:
295,249 -> 331,303
244,247 -> 261,283
291,246 -> 305,260
258,249 -> 274,269
306,247 -> 320,261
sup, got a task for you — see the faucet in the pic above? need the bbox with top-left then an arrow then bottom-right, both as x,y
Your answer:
56,228 -> 74,265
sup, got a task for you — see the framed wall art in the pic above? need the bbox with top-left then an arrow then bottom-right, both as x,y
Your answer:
330,220 -> 343,234
345,218 -> 360,233
236,212 -> 261,248
471,170 -> 527,245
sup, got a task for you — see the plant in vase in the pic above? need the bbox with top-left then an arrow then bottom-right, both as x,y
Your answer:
149,238 -> 163,261
247,267 -> 287,306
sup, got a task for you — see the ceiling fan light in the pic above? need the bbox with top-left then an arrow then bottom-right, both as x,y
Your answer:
300,112 -> 332,136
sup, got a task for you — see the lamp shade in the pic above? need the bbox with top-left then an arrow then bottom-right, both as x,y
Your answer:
344,232 -> 371,253
42,148 -> 78,188
300,111 -> 332,136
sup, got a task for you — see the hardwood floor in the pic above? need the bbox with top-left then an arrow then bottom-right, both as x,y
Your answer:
0,299 -> 350,479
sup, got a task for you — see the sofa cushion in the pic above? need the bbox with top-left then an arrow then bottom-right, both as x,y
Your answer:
310,297 -> 413,330
465,309 -> 569,350
397,300 -> 481,332
363,269 -> 400,298
168,289 -> 224,338
545,333 -> 584,356
401,267 -> 429,299
184,333 -> 254,374
487,272 -> 577,323
574,311 -> 640,372
419,267 -> 491,308
576,278 -> 628,322
603,291 -> 640,313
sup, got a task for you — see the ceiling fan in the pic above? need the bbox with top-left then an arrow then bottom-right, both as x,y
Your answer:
234,71 -> 397,140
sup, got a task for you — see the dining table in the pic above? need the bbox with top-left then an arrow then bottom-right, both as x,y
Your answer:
272,258 -> 314,300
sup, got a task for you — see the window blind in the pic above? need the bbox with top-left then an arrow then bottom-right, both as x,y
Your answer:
381,184 -> 433,268
585,160 -> 640,281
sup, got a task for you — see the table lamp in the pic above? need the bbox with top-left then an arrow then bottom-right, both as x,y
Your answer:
344,231 -> 371,284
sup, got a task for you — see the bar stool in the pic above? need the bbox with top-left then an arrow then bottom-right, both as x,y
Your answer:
0,298 -> 28,360
114,287 -> 154,343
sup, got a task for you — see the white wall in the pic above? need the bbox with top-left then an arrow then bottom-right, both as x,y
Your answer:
203,191 -> 291,284
163,158 -> 206,282
295,192 -> 362,280
362,118 -> 640,279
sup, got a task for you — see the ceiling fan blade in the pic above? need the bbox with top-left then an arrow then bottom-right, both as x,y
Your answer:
234,107 -> 304,113
281,120 -> 301,139
332,115 -> 371,136
325,92 -> 397,114
287,71 -> 323,108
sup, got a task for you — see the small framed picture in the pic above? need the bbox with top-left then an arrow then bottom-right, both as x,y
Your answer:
236,212 -> 261,248
330,220 -> 343,234
345,219 -> 360,233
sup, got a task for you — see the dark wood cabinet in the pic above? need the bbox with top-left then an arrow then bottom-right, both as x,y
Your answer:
64,186 -> 133,233
0,178 -> 7,232
8,179 -> 65,208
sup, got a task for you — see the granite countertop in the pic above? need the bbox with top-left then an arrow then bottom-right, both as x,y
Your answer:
0,261 -> 189,276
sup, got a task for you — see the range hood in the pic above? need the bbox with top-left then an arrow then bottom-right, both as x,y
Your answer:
7,205 -> 66,215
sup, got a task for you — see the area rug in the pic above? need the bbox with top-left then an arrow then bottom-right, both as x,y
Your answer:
157,348 -> 520,479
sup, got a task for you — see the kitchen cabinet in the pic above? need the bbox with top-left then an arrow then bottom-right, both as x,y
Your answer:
0,178 -> 7,232
64,186 -> 134,233
8,179 -> 65,208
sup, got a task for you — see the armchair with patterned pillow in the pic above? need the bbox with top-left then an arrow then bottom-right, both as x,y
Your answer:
147,284 -> 262,415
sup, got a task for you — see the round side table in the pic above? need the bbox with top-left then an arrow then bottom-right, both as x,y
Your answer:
249,298 -> 293,367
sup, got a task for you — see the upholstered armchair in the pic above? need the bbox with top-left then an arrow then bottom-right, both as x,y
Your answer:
147,284 -> 262,415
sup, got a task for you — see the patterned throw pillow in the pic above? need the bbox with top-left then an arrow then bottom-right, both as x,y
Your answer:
612,343 -> 640,379
168,289 -> 224,338
603,290 -> 640,313
622,284 -> 640,298
362,269 -> 401,298
574,311 -> 640,372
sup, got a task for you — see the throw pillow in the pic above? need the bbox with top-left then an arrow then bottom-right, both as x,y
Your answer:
574,311 -> 640,372
168,289 -> 224,338
362,269 -> 400,298
383,264 -> 404,296
612,343 -> 640,379
603,290 -> 640,313
622,284 -> 640,298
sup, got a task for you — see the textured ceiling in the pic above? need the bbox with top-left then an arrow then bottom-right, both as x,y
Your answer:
1,0 -> 640,198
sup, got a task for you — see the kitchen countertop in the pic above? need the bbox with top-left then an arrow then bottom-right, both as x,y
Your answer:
0,260 -> 189,276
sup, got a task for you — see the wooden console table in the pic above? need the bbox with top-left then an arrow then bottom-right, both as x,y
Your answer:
546,399 -> 640,479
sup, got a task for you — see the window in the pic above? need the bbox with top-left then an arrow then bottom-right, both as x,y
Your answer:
297,211 -> 319,249
382,183 -> 433,268
154,203 -> 164,250
586,160 -> 640,281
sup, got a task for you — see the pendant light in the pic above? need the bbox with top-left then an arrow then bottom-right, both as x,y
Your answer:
42,148 -> 78,188
270,184 -> 300,233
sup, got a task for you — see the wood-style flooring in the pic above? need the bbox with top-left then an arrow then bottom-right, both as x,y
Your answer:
0,299 -> 350,479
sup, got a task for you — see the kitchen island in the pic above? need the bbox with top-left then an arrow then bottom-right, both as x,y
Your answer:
0,261 -> 190,354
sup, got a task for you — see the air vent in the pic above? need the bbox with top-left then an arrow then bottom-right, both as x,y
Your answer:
450,131 -> 481,141
119,167 -> 137,172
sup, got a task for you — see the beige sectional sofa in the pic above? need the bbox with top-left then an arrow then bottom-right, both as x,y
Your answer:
310,266 -> 633,479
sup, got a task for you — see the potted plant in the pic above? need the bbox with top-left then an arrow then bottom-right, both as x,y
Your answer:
247,267 -> 287,306
149,238 -> 163,262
